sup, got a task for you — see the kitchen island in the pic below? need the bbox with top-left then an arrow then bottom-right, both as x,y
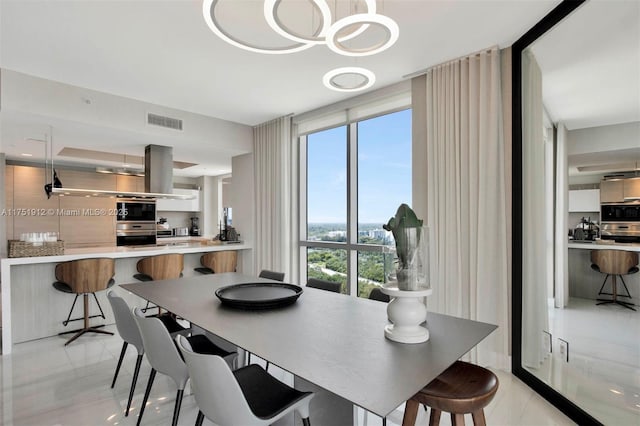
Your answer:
568,240 -> 640,301
1,242 -> 251,354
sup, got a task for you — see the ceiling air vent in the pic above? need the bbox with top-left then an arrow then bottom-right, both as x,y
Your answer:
147,113 -> 183,131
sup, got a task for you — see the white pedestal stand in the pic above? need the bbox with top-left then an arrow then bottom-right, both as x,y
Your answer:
380,286 -> 432,344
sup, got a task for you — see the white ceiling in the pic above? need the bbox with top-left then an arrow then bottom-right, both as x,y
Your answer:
530,0 -> 640,178
15,0 -> 640,178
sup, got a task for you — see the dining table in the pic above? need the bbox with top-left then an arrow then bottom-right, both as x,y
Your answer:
121,272 -> 497,425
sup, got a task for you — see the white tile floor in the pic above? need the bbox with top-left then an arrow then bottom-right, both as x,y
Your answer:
524,297 -> 640,425
0,326 -> 575,426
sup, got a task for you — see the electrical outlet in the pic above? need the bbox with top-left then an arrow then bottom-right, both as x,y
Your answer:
558,338 -> 569,362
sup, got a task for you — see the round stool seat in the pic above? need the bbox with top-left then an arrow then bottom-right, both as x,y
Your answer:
417,361 -> 498,414
52,281 -> 73,293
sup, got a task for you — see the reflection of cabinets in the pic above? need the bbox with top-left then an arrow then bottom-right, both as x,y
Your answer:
57,170 -> 117,247
624,178 -> 640,200
600,179 -> 624,203
116,175 -> 144,193
156,189 -> 201,212
5,165 -> 14,240
569,189 -> 600,212
11,165 -> 60,237
601,178 -> 640,203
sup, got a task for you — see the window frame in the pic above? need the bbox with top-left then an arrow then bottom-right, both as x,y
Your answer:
299,107 -> 411,296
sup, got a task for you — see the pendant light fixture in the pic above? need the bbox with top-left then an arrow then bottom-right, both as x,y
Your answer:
202,0 -> 398,92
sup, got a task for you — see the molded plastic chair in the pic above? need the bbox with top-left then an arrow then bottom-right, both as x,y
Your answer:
194,250 -> 238,275
52,258 -> 116,345
307,278 -> 341,293
368,287 -> 391,303
107,291 -> 190,416
176,335 -> 314,426
133,308 -> 237,426
258,269 -> 285,281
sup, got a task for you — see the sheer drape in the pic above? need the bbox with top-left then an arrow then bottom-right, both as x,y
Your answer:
521,50 -> 549,368
253,116 -> 298,281
412,47 -> 511,369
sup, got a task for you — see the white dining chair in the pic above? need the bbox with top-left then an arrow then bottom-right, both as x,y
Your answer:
176,334 -> 314,426
133,308 -> 237,426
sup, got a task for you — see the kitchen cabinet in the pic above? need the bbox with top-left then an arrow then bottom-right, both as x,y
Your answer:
5,165 -> 14,240
600,179 -> 624,203
116,175 -> 144,193
568,189 -> 600,212
156,188 -> 201,212
12,165 -> 60,237
57,170 -> 117,247
623,177 -> 640,200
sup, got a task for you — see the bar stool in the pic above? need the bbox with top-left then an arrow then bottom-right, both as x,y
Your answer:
52,258 -> 116,345
194,251 -> 237,275
591,250 -> 638,311
134,253 -> 184,313
402,361 -> 498,426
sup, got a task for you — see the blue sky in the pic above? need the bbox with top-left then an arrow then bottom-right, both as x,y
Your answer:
307,109 -> 412,224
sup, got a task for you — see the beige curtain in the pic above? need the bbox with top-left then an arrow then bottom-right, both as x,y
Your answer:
521,50 -> 549,368
253,116 -> 298,281
412,47 -> 511,369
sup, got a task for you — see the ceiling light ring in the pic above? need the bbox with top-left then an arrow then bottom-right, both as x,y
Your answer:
335,0 -> 377,43
203,0 -> 315,55
326,13 -> 399,57
323,67 -> 376,92
264,0 -> 332,45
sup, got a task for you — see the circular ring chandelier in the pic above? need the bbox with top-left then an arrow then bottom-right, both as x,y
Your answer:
325,13 -> 399,57
203,0 -> 399,91
323,67 -> 376,92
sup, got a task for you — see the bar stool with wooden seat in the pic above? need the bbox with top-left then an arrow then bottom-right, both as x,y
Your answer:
592,249 -> 638,311
194,250 -> 238,275
52,258 -> 116,346
134,253 -> 184,313
402,361 -> 499,426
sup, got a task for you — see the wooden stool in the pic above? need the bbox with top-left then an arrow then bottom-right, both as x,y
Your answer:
194,251 -> 237,275
53,258 -> 116,346
402,361 -> 498,426
591,250 -> 638,311
134,253 -> 184,313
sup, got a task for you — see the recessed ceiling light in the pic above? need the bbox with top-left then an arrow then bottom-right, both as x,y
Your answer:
20,153 -> 33,157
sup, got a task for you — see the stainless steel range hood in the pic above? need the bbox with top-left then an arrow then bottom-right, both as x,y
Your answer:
51,144 -> 194,199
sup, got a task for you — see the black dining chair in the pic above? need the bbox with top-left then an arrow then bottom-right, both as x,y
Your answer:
368,287 -> 391,303
258,269 -> 285,281
307,278 -> 341,293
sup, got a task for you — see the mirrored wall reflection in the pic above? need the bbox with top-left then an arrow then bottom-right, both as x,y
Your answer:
521,1 -> 640,425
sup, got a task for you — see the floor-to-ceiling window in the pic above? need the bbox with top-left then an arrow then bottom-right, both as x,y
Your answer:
300,109 -> 411,297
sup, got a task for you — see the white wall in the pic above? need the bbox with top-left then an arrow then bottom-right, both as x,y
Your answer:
229,153 -> 254,273
568,121 -> 640,155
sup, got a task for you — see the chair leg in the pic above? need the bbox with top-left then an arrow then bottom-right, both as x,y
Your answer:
302,418 -> 311,426
265,361 -> 270,371
471,410 -> 487,426
172,389 -> 184,426
450,412 -> 464,426
137,368 -> 156,426
401,399 -> 420,426
619,275 -> 633,298
195,411 -> 204,426
247,352 -> 252,365
597,274 -> 610,295
429,409 -> 441,426
126,354 -> 143,416
382,416 -> 387,426
62,294 -> 113,345
62,294 -> 79,326
93,292 -> 107,319
111,342 -> 128,388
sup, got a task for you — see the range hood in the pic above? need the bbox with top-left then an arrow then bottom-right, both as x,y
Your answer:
51,144 -> 194,199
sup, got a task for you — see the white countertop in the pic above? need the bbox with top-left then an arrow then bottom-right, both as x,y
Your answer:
1,241 -> 251,266
568,240 -> 640,252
